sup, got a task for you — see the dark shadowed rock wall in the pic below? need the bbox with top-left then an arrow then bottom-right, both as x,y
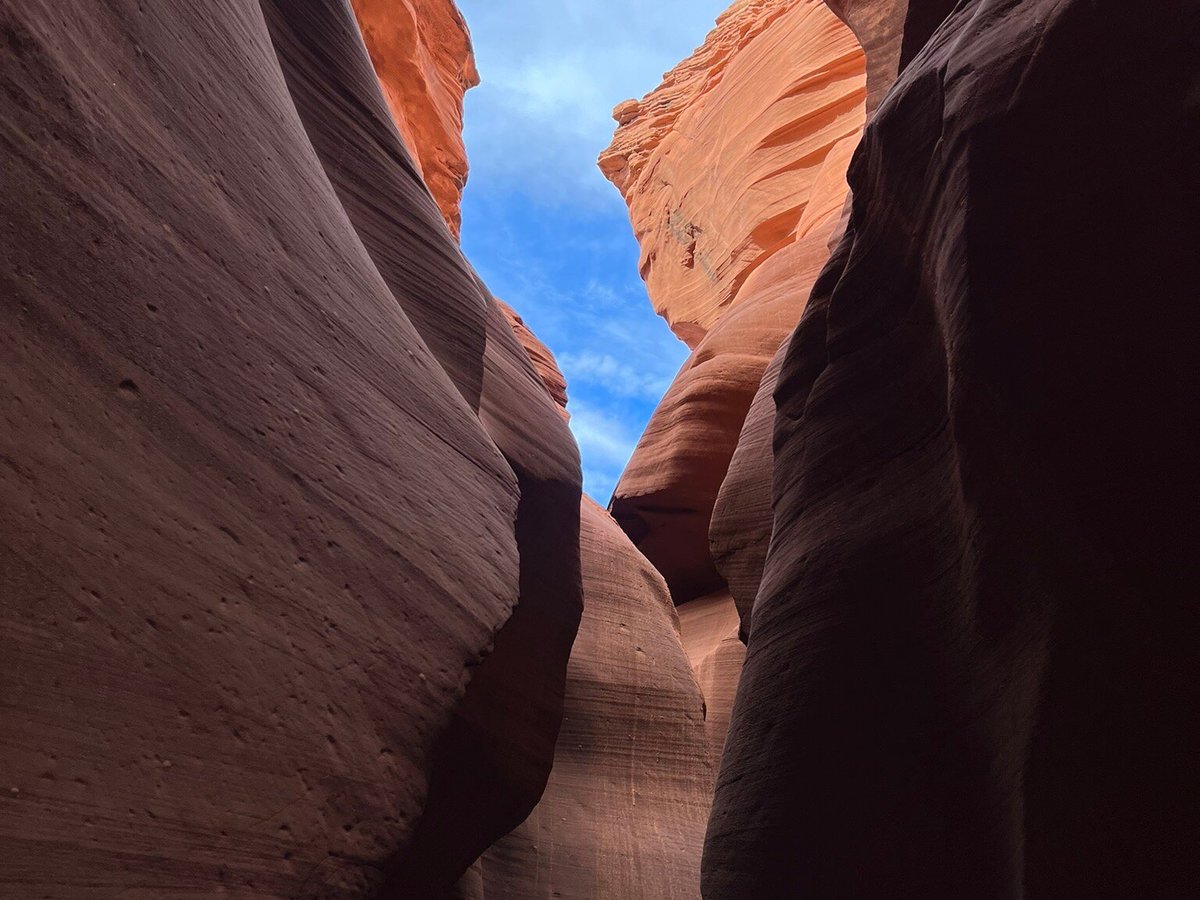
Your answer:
706,0 -> 1200,896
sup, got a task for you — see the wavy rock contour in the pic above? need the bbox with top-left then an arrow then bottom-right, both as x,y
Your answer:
706,0 -> 1200,895
469,498 -> 712,899
600,0 -> 866,619
1,0 -> 579,895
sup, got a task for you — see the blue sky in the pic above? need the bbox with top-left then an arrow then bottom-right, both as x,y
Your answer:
456,1 -> 729,502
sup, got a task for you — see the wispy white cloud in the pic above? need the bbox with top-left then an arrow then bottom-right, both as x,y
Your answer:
569,401 -> 639,468
458,0 -> 729,207
558,351 -> 675,401
456,1 -> 718,500
567,400 -> 644,500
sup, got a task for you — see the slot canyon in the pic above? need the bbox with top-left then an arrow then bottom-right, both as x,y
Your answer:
1,0 -> 1196,897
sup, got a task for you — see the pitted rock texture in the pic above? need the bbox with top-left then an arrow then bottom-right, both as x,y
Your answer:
468,499 -> 711,899
350,0 -> 479,238
706,0 -> 1200,896
604,7 -> 865,605
1,0 -> 580,896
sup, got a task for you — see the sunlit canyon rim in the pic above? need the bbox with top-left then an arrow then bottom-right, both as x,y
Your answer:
1,0 -> 1196,898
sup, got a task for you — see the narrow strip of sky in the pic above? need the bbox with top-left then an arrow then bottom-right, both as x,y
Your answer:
456,0 -> 728,502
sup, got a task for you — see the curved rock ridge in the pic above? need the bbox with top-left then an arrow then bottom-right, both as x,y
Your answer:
454,242 -> 713,899
612,131 -> 862,609
380,296 -> 582,897
707,0 -> 1200,895
703,122 -> 856,634
350,0 -> 480,238
1,0 -> 579,896
603,2 -> 865,608
260,12 -> 583,891
707,340 -> 788,634
819,0 -> 959,115
467,499 -> 712,899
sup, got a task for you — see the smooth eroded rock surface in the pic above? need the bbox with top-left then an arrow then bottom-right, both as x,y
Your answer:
677,592 -> 745,770
383,295 -> 582,898
706,0 -> 1200,895
604,1 -> 865,608
707,342 -> 787,635
470,499 -> 711,899
263,4 -> 583,895
1,0 -> 580,896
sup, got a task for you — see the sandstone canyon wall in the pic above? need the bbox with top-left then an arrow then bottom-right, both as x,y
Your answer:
607,0 -> 1198,896
3,0 -> 1196,896
468,498 -> 711,900
0,0 -> 718,896
599,0 -> 868,767
670,0 -> 1194,897
458,276 -> 714,900
349,0 -> 479,238
600,0 -> 867,628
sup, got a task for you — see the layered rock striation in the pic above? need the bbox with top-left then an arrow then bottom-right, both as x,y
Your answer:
596,3 -> 872,869
459,282 -> 713,899
1,0 -> 723,896
5,0 -> 1196,896
605,0 -> 1198,895
1,0 -> 579,895
601,0 -> 866,623
599,0 -> 866,345
468,498 -> 712,899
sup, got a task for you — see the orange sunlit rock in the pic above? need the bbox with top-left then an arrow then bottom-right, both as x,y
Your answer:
602,1 -> 866,609
351,0 -> 480,238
